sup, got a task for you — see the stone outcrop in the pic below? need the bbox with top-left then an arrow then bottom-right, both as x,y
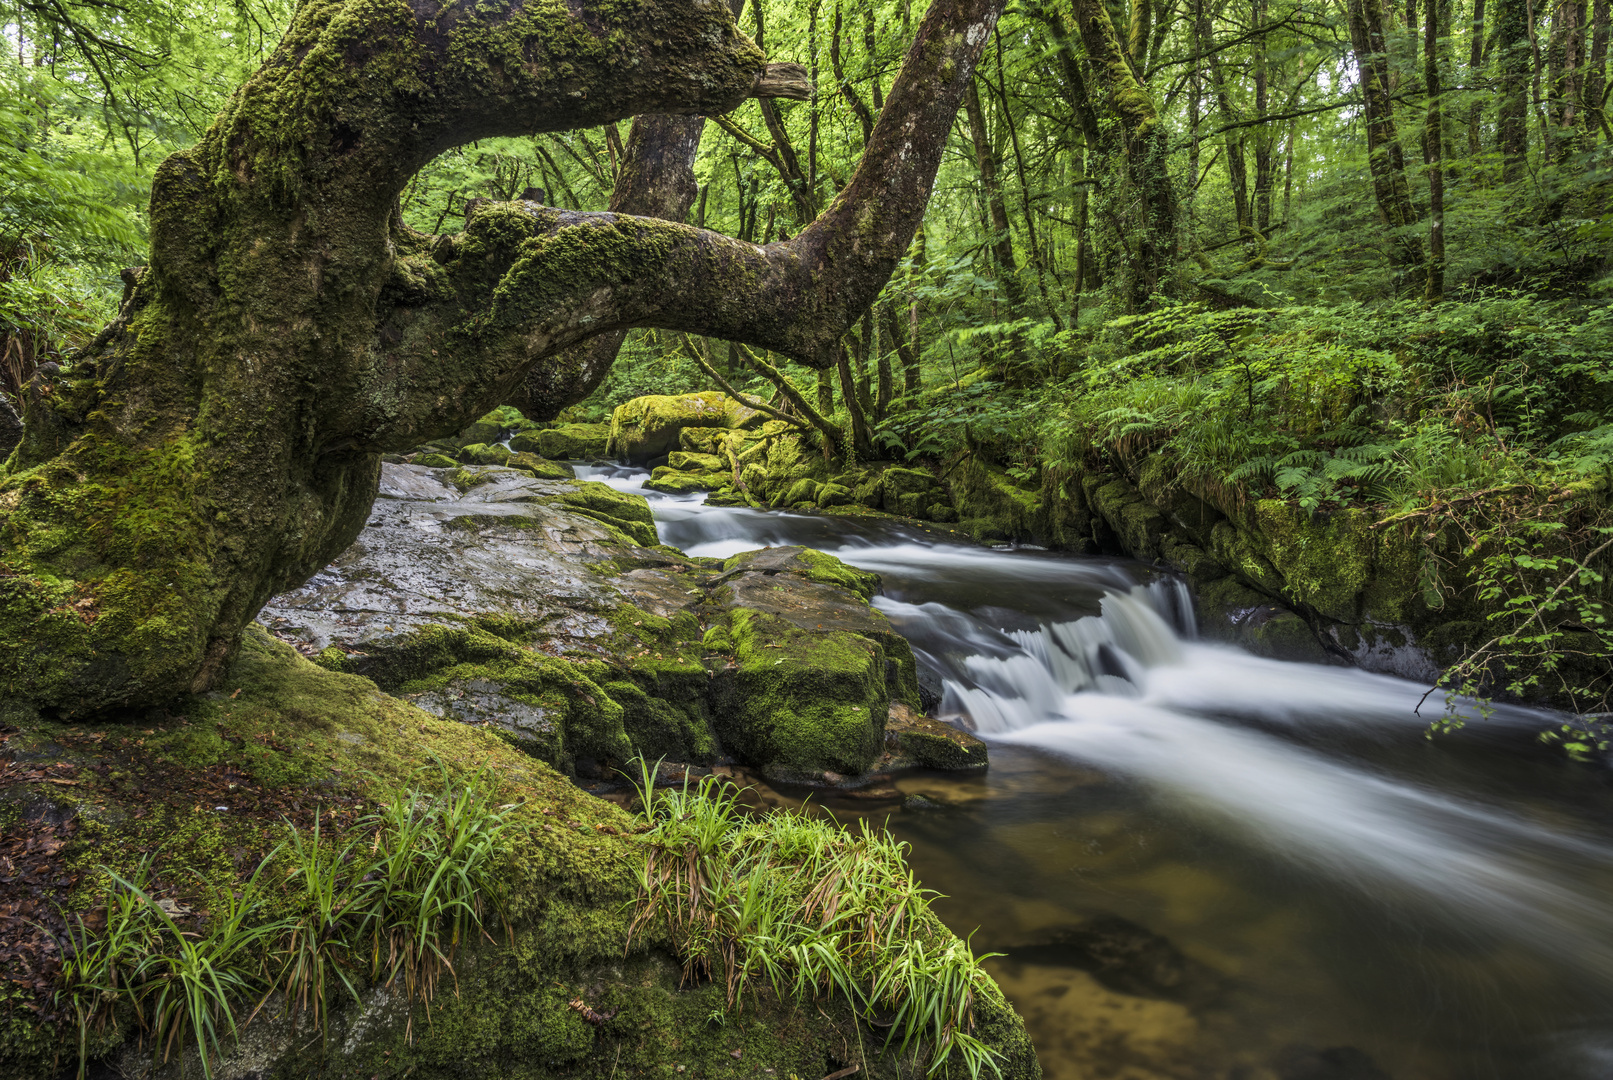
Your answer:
260,462 -> 954,783
0,393 -> 20,460
0,628 -> 1035,1080
607,391 -> 763,464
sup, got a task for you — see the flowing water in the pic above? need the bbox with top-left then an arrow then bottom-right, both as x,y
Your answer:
581,464 -> 1613,1080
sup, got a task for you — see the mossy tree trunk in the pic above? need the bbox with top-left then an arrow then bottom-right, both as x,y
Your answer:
0,0 -> 1005,718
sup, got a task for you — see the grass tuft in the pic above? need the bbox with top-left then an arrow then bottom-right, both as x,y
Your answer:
624,756 -> 1004,1079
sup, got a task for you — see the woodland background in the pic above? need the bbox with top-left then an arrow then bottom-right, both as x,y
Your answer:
4,0 -> 1611,711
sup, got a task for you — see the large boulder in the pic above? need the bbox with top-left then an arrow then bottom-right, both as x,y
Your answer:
534,422 -> 610,459
608,391 -> 764,463
261,465 -> 941,784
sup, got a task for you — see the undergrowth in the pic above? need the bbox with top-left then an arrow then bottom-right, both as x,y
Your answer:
54,763 -> 514,1078
625,758 -> 1005,1079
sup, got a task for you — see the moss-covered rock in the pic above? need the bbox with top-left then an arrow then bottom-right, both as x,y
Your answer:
707,547 -> 920,782
260,466 -> 940,788
667,450 -> 724,472
506,451 -> 575,480
608,392 -> 764,463
414,452 -> 459,468
644,467 -> 727,494
0,629 -> 1037,1080
883,701 -> 989,770
536,422 -> 611,460
950,456 -> 1053,543
677,425 -> 731,453
507,429 -> 546,455
457,442 -> 513,467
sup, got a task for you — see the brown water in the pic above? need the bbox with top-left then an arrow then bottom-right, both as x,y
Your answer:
585,465 -> 1613,1080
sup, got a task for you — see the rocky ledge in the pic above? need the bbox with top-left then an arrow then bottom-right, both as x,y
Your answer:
259,461 -> 987,786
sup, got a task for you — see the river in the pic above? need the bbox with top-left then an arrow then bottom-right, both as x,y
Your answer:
581,463 -> 1613,1080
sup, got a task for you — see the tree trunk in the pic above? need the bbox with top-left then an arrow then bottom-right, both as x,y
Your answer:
880,301 -> 922,394
1070,0 -> 1178,309
1589,0 -> 1610,140
963,80 -> 1026,311
1347,0 -> 1427,271
1495,0 -> 1533,178
0,0 -> 1006,718
1468,0 -> 1489,159
507,113 -> 705,419
1253,0 -> 1274,235
1426,0 -> 1447,301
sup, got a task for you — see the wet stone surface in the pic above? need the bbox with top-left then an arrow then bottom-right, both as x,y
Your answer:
259,463 -> 986,781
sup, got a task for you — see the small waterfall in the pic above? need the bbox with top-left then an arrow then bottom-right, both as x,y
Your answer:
938,581 -> 1192,731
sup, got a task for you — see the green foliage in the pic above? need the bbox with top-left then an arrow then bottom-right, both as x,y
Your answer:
57,854 -> 288,1079
625,758 -> 1005,1079
56,766 -> 515,1078
1430,518 -> 1613,750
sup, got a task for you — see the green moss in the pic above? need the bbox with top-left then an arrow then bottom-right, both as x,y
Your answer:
720,546 -> 880,601
415,452 -> 459,468
535,423 -> 610,460
538,480 -> 659,547
457,442 -> 514,467
607,392 -> 761,463
1249,501 -> 1375,622
709,608 -> 889,779
506,451 -> 574,480
644,467 -> 727,494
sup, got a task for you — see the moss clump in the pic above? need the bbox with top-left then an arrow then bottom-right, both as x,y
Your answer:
535,423 -> 610,460
506,451 -> 574,480
607,392 -> 763,463
721,546 -> 881,601
414,452 -> 459,468
457,442 -> 513,467
538,479 -> 659,546
710,608 -> 889,780
644,467 -> 727,494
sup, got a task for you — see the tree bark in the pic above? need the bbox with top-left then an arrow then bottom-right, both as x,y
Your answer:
506,113 -> 705,419
1589,0 -> 1610,140
1347,0 -> 1427,270
1468,0 -> 1488,159
1495,0 -> 1533,178
1070,0 -> 1179,309
0,0 -> 1005,718
1426,0 -> 1447,301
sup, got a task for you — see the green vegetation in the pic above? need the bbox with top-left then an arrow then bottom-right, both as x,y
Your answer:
55,766 -> 513,1078
626,759 -> 1005,1078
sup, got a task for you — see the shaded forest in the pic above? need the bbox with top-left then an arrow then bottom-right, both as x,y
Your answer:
3,0 -> 1611,718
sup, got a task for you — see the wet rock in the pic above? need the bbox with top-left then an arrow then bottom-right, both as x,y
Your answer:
1001,916 -> 1217,1004
415,452 -> 459,468
883,702 -> 987,770
706,550 -> 921,782
506,452 -> 574,480
608,392 -> 763,463
536,422 -> 610,459
261,466 -> 927,782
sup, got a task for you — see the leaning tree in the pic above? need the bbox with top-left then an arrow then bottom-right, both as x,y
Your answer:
0,0 -> 1007,718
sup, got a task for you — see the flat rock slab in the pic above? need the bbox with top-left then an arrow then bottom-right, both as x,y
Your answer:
259,463 -> 979,780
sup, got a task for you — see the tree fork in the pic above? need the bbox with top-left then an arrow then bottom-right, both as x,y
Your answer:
0,0 -> 1006,718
